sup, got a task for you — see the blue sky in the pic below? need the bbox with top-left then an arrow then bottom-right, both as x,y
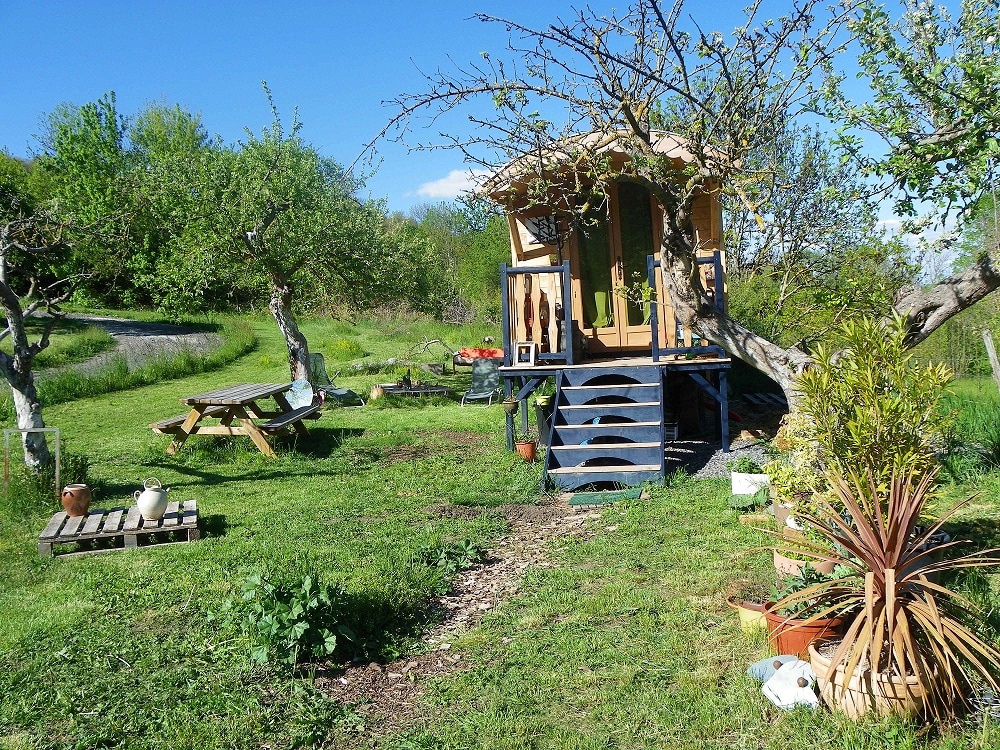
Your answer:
3,0 -> 831,215
1,0 -> 964,226
1,1 -> 570,213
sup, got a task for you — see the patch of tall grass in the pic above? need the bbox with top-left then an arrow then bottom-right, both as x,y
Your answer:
941,391 -> 1000,481
0,320 -> 257,421
32,326 -> 116,370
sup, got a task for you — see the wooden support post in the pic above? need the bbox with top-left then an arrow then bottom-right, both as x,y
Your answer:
500,263 -> 512,366
983,330 -> 1000,395
503,377 -> 515,452
562,260 -> 573,365
647,254 -> 660,362
719,370 -> 730,452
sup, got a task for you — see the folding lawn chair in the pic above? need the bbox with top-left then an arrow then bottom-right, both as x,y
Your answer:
461,357 -> 501,406
307,353 -> 365,407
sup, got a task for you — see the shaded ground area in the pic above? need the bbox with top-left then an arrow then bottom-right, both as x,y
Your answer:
45,314 -> 221,377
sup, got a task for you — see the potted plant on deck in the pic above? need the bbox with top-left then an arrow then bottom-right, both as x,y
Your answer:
729,455 -> 769,496
514,432 -> 538,462
777,469 -> 1000,720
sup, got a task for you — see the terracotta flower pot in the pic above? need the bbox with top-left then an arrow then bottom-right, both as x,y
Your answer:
763,602 -> 843,658
61,484 -> 92,517
809,641 -> 928,720
515,440 -> 537,462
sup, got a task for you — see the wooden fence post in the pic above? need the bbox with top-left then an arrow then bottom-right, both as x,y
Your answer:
982,329 -> 1000,394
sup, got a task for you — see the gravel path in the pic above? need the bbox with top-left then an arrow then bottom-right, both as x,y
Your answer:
43,313 -> 222,378
674,437 -> 771,479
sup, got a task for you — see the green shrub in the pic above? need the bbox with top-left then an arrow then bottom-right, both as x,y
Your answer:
413,538 -> 484,575
232,570 -> 353,666
797,315 -> 953,484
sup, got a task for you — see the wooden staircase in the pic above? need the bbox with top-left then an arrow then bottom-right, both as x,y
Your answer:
544,365 -> 668,491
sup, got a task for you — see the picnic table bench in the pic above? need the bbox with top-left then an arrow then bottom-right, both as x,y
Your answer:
150,383 -> 321,457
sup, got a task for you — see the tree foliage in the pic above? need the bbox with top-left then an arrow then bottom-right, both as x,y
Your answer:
831,0 -> 1000,223
726,124 -> 916,348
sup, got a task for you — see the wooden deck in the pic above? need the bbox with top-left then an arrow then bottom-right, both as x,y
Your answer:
499,353 -> 730,376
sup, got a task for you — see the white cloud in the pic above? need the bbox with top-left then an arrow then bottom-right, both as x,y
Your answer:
414,169 -> 490,199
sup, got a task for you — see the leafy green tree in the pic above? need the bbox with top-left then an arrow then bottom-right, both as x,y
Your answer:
123,103 -> 216,307
161,98 -> 385,380
409,198 -> 508,322
32,93 -> 132,299
827,0 -> 1000,344
0,153 -> 82,469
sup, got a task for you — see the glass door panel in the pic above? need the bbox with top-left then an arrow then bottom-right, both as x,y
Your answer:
616,182 -> 655,327
577,206 -> 614,330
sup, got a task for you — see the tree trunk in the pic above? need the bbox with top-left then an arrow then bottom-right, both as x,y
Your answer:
268,274 -> 310,382
893,244 -> 1000,346
0,354 -> 52,470
0,271 -> 53,470
658,213 -> 813,408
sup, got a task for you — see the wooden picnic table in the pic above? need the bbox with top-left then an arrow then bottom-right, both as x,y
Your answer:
150,383 -> 321,457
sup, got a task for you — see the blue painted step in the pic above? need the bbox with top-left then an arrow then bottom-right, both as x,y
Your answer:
544,364 -> 667,491
548,442 -> 663,466
556,402 -> 661,424
550,421 -> 664,444
559,383 -> 660,404
558,366 -> 662,387
547,465 -> 663,491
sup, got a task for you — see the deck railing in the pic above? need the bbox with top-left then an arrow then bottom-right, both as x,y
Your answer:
500,261 -> 574,366
647,252 -> 726,363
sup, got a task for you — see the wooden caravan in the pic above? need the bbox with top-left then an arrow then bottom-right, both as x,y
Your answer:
489,131 -> 726,363
487,132 -> 734,491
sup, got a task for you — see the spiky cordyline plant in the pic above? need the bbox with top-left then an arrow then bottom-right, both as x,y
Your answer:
776,469 -> 1000,719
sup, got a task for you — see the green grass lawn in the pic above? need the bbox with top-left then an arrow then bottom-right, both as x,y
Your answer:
1,316 -> 999,749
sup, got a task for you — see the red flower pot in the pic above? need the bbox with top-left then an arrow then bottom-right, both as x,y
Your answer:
763,602 -> 843,658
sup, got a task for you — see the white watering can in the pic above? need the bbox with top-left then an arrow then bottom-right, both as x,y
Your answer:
135,478 -> 170,520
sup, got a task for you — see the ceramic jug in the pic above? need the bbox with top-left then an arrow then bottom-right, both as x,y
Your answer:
135,478 -> 169,520
61,483 -> 92,517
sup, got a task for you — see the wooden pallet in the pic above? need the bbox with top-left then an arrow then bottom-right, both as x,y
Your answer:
38,500 -> 200,558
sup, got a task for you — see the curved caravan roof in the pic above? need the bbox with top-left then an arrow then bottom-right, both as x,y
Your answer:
484,130 -> 704,203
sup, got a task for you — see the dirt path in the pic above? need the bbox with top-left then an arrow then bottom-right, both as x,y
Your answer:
315,496 -> 605,745
48,314 -> 222,377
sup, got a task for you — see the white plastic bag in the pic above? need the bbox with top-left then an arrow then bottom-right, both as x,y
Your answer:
286,378 -> 314,409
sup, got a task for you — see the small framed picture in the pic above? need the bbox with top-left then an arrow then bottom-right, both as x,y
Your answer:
514,342 -> 537,367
